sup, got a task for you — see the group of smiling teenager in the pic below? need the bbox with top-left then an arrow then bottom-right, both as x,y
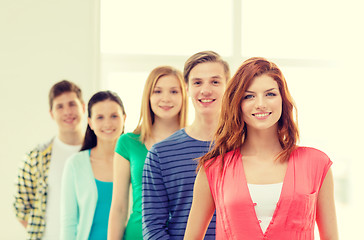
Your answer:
14,51 -> 338,240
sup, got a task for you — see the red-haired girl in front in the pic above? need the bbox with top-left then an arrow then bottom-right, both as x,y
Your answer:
184,57 -> 338,240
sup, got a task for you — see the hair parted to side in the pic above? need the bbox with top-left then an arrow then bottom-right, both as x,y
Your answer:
198,57 -> 299,171
81,90 -> 126,151
183,51 -> 230,84
133,66 -> 188,143
48,80 -> 83,110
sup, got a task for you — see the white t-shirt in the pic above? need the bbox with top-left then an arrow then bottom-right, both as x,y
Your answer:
42,136 -> 81,240
247,182 -> 283,233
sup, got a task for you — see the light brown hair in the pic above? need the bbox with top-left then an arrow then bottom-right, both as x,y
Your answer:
183,51 -> 230,84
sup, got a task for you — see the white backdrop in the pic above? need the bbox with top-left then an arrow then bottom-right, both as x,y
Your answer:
1,0 -> 363,239
0,1 -> 99,238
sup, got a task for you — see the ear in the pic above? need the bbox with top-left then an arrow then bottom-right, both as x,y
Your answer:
87,118 -> 93,130
82,102 -> 86,113
186,83 -> 190,97
49,109 -> 55,120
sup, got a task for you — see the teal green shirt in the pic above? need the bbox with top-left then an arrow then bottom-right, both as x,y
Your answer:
115,133 -> 148,240
88,179 -> 113,240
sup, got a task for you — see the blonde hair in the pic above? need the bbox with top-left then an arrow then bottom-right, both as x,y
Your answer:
133,66 -> 188,143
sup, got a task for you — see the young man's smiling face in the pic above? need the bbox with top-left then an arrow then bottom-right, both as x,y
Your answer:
187,62 -> 227,117
50,91 -> 85,134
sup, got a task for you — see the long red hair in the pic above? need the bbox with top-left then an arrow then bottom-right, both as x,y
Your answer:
198,57 -> 299,171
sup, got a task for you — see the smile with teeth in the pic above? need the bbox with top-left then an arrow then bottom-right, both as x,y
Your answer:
64,117 -> 75,123
103,129 -> 115,134
199,99 -> 215,103
253,112 -> 271,118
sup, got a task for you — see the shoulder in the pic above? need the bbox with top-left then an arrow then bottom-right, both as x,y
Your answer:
291,146 -> 332,168
120,132 -> 140,140
205,149 -> 239,175
293,146 -> 330,160
153,128 -> 209,151
28,138 -> 53,154
155,129 -> 186,146
65,150 -> 90,168
117,132 -> 141,145
24,138 -> 53,164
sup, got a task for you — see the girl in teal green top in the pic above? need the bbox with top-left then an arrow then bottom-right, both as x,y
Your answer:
60,91 -> 126,240
108,66 -> 188,240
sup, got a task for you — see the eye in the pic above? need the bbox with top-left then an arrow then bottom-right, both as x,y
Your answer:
171,90 -> 179,94
212,80 -> 220,85
69,101 -> 76,106
97,116 -> 103,120
56,105 -> 63,109
266,92 -> 277,97
111,114 -> 119,118
153,90 -> 161,94
193,80 -> 201,86
244,94 -> 254,100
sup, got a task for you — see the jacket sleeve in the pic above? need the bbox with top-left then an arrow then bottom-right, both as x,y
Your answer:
13,151 -> 37,221
142,147 -> 170,240
60,157 -> 78,240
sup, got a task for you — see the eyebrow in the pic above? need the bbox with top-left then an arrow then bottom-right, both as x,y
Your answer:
245,88 -> 277,93
191,75 -> 222,81
154,86 -> 179,89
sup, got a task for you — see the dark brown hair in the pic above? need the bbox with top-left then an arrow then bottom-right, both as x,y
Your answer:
48,80 -> 83,110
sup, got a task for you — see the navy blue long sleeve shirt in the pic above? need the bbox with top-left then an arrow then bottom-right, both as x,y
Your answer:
142,129 -> 216,240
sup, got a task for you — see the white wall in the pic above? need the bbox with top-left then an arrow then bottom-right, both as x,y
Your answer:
1,1 -> 363,239
0,1 -> 99,238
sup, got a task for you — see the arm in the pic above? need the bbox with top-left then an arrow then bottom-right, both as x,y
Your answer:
142,149 -> 170,240
184,168 -> 215,240
316,169 -> 339,240
108,153 -> 131,240
60,158 -> 79,240
13,153 -> 36,228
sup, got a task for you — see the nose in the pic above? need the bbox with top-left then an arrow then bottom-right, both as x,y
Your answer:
255,95 -> 266,110
161,91 -> 171,102
64,105 -> 73,115
104,118 -> 112,127
200,84 -> 212,96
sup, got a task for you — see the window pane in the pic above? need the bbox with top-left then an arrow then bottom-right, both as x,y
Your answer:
241,0 -> 342,59
102,71 -> 148,132
101,0 -> 233,56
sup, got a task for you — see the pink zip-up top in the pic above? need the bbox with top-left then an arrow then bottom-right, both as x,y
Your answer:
205,147 -> 332,240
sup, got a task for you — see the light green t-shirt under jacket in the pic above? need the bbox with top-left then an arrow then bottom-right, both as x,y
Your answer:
115,133 -> 148,240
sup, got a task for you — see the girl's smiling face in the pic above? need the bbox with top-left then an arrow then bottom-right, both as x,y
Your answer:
241,74 -> 282,132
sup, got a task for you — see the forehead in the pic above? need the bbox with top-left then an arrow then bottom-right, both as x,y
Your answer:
247,74 -> 278,90
189,62 -> 226,82
155,74 -> 180,88
91,100 -> 121,112
52,91 -> 80,104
